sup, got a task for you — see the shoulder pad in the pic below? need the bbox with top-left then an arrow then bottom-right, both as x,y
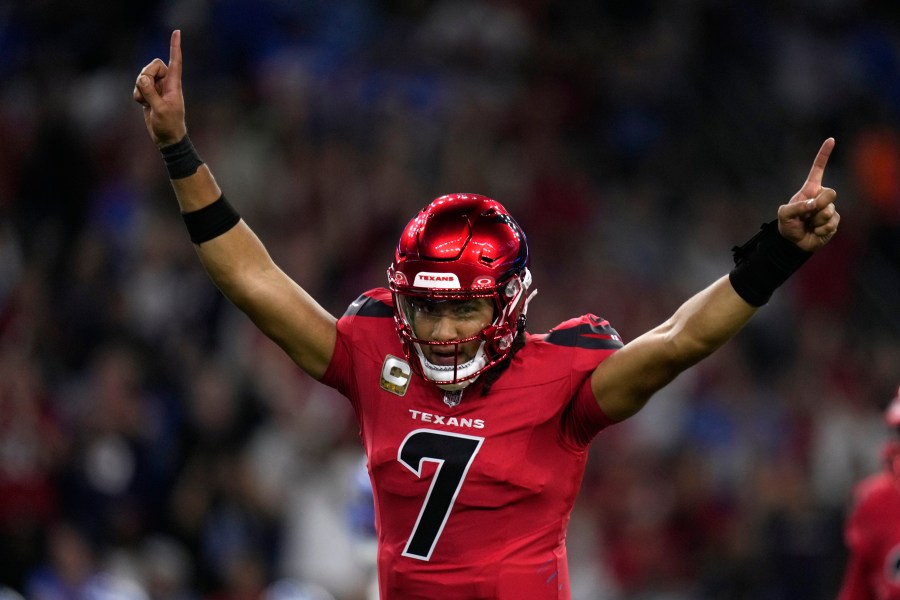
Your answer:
545,314 -> 623,350
343,289 -> 394,318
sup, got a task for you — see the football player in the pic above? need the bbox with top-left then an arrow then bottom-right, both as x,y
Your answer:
134,30 -> 840,599
837,386 -> 900,600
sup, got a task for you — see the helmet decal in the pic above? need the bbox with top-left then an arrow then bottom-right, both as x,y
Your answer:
391,271 -> 409,286
413,272 -> 462,289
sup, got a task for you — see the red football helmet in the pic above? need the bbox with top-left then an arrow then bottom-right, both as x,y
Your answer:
387,193 -> 534,390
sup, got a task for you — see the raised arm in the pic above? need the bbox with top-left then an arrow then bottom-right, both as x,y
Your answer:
592,138 -> 839,421
133,30 -> 337,379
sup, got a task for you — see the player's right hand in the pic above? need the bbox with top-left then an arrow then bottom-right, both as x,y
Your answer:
133,30 -> 187,147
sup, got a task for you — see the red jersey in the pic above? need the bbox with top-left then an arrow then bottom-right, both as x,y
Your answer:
321,288 -> 623,599
838,443 -> 900,600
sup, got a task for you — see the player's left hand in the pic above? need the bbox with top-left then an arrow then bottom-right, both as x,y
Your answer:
777,137 -> 839,252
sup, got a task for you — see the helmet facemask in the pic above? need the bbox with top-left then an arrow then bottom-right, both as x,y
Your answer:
390,269 -> 533,391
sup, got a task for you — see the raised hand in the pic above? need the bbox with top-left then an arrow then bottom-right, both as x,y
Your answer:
133,30 -> 187,147
777,138 -> 840,252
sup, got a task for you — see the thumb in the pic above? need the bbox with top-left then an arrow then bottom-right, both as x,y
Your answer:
779,197 -> 817,222
136,75 -> 162,109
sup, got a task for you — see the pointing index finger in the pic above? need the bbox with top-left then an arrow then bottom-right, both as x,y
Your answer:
804,137 -> 835,189
168,30 -> 183,82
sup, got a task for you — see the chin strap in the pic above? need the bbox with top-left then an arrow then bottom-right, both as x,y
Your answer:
411,269 -> 536,390
416,342 -> 487,390
523,288 -> 538,314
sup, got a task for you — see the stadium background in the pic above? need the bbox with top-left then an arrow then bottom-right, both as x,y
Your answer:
1,1 -> 899,598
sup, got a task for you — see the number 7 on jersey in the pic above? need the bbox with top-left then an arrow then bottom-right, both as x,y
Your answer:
398,429 -> 485,560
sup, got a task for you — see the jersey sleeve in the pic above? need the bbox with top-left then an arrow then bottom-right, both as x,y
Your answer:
320,288 -> 395,401
837,497 -> 877,600
544,314 -> 624,448
320,319 -> 353,398
560,376 -> 619,448
844,492 -> 868,554
836,480 -> 879,600
844,478 -> 879,555
836,550 -> 875,600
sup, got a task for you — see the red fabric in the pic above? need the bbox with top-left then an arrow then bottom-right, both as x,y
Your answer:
837,446 -> 900,600
322,288 -> 620,599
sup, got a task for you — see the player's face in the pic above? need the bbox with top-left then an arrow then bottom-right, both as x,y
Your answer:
408,298 -> 494,366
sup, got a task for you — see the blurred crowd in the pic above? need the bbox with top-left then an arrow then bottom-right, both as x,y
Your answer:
1,1 -> 899,599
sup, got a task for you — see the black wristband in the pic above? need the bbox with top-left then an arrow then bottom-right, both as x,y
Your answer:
182,195 -> 240,244
728,220 -> 812,306
160,135 -> 204,179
